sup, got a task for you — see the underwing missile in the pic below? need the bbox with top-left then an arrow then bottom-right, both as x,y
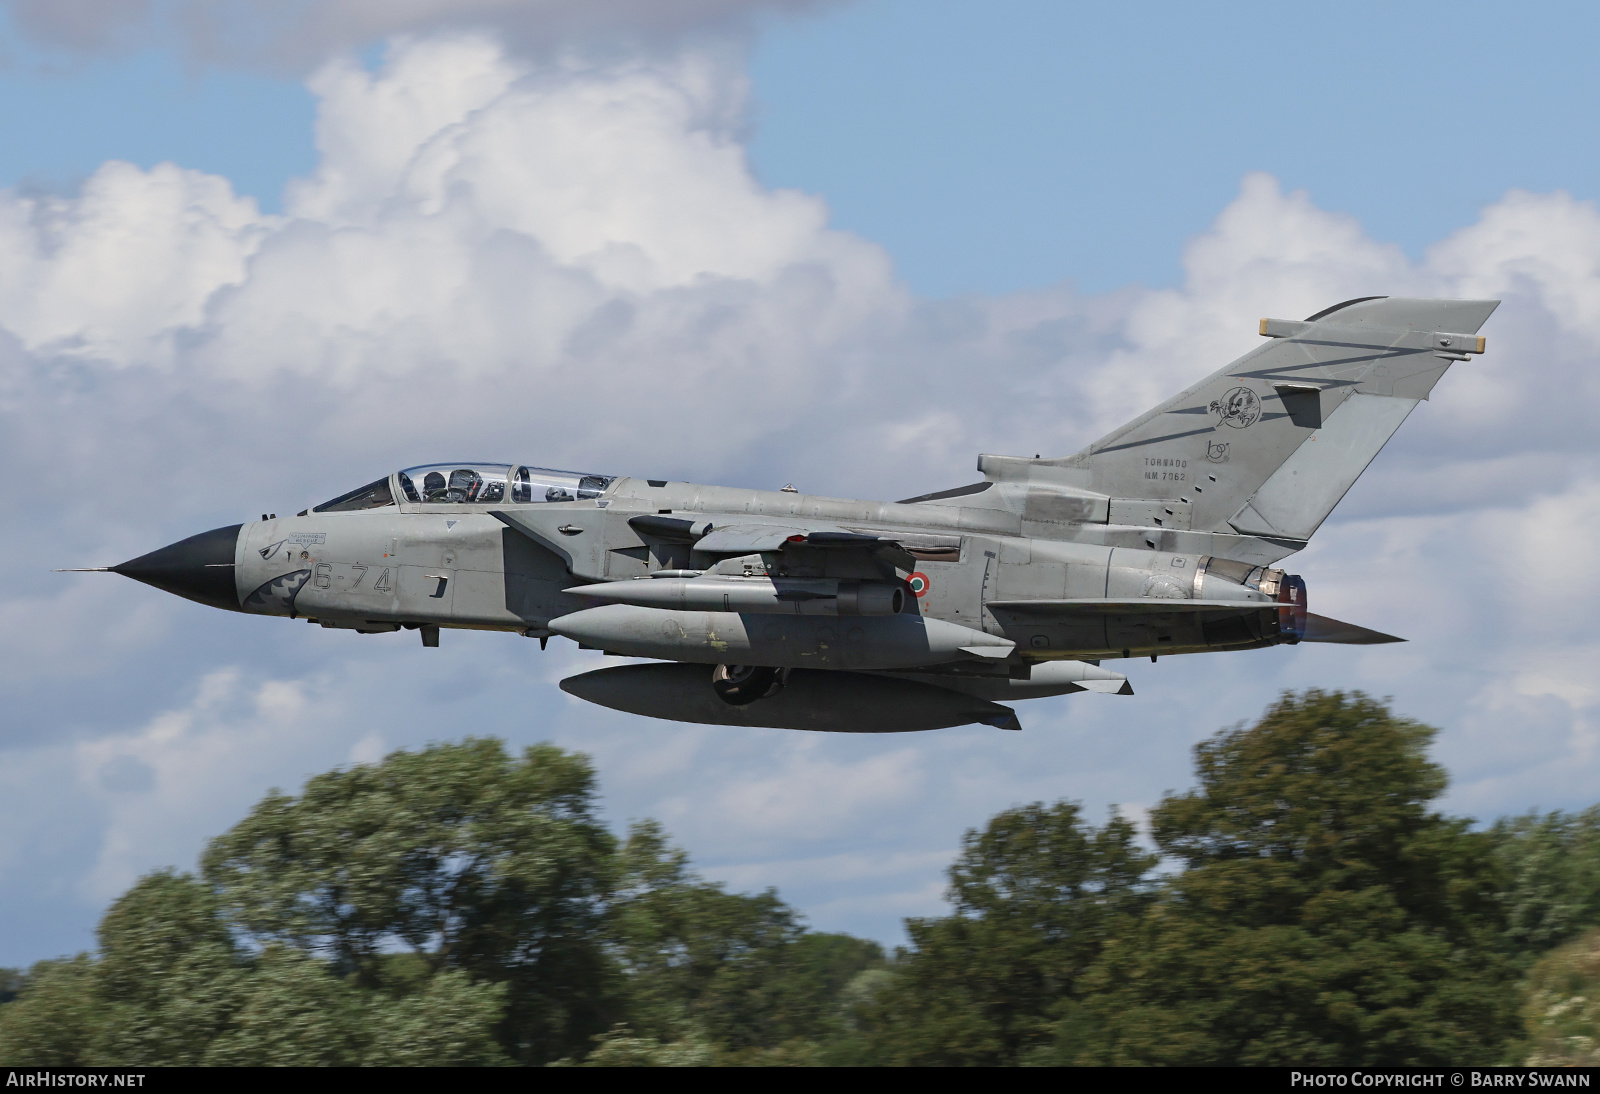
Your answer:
565,576 -> 905,616
917,659 -> 1135,699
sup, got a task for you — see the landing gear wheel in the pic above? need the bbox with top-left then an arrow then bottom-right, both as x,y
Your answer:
711,664 -> 785,706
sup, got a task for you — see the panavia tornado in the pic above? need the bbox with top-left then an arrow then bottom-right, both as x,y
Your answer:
85,297 -> 1495,732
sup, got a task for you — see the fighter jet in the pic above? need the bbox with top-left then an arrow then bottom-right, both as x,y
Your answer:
87,296 -> 1495,732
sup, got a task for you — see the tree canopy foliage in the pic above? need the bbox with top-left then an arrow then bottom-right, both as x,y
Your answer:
201,740 -> 615,1063
857,801 -> 1154,1065
4,691 -> 1600,1066
0,740 -> 882,1066
1068,691 -> 1518,1066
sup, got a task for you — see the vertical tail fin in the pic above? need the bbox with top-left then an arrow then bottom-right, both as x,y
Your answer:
1029,297 -> 1498,543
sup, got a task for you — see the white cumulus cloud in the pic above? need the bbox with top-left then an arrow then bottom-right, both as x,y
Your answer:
4,0 -> 833,70
3,31 -> 1600,958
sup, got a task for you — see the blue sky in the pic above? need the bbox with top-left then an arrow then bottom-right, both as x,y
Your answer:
6,1 -> 1598,294
747,0 -> 1600,293
0,24 -> 314,208
3,0 -> 1600,964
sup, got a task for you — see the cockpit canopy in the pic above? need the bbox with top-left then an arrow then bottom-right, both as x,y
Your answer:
400,463 -> 511,504
310,464 -> 616,513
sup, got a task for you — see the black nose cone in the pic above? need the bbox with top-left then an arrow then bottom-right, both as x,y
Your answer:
113,524 -> 243,612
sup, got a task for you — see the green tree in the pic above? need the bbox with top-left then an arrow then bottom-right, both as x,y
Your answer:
0,968 -> 22,1006
1491,807 -> 1600,956
200,739 -> 616,1064
362,969 -> 512,1067
89,871 -> 246,1066
0,872 -> 248,1067
199,948 -> 365,1066
859,801 -> 1156,1065
1521,927 -> 1600,1065
1,738 -> 897,1066
776,932 -> 888,1038
1073,689 -> 1521,1066
609,820 -> 883,1054
570,1026 -> 716,1066
0,957 -> 103,1066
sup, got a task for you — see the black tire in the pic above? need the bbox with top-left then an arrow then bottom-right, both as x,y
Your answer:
711,664 -> 785,706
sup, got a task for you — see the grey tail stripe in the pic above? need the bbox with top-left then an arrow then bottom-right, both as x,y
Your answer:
1093,426 -> 1215,454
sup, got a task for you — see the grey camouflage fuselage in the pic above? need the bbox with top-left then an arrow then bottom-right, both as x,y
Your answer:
105,297 -> 1496,732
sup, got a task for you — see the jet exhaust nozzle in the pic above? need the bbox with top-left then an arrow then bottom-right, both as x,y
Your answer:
1275,573 -> 1308,643
1194,558 -> 1306,645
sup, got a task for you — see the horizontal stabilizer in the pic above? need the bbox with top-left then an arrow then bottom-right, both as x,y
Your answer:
986,597 -> 1274,616
1301,612 -> 1404,644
